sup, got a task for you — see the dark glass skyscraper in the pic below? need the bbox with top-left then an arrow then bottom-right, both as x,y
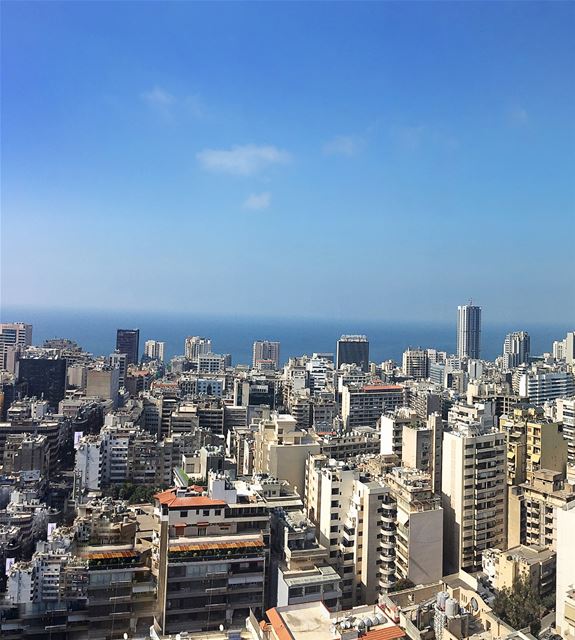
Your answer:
17,358 -> 66,409
116,329 -> 140,366
457,304 -> 481,359
336,335 -> 369,372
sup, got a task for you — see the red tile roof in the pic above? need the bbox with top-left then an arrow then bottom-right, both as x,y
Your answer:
364,625 -> 406,640
154,488 -> 225,508
362,384 -> 403,392
266,608 -> 295,640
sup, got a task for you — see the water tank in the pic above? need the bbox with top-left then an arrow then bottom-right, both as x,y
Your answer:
445,598 -> 459,618
364,617 -> 374,628
374,613 -> 386,625
436,591 -> 448,611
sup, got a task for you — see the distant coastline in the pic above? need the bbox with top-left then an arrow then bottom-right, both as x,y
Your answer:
1,306 -> 571,365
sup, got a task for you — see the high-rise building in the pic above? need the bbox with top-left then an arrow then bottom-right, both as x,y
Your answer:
17,358 -> 67,410
402,347 -> 429,379
456,303 -> 481,359
144,339 -> 165,362
565,331 -> 575,364
336,335 -> 369,372
0,322 -> 33,370
441,423 -> 507,574
184,336 -> 212,361
115,329 -> 139,365
252,340 -> 280,369
503,331 -> 530,369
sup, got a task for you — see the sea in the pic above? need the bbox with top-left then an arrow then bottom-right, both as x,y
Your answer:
1,307 -> 571,366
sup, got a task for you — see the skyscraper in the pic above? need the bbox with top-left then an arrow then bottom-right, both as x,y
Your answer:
115,329 -> 140,366
503,331 -> 530,369
17,357 -> 67,410
252,340 -> 280,368
336,335 -> 369,372
456,303 -> 481,359
0,322 -> 33,370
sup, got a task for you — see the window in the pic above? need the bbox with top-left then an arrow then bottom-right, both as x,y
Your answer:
180,511 -> 188,518
203,510 -> 210,516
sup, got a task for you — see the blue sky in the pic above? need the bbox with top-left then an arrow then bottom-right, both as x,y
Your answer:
2,1 -> 574,323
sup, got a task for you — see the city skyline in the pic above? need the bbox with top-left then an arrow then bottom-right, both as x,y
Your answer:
2,2 -> 574,322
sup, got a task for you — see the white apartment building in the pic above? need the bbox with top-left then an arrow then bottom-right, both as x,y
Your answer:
304,454 -> 390,606
184,336 -> 212,361
144,339 -> 165,362
556,501 -> 575,639
517,367 -> 575,405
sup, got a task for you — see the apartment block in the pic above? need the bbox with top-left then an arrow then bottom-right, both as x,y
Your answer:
152,474 -> 269,635
441,423 -> 507,574
342,384 -> 405,430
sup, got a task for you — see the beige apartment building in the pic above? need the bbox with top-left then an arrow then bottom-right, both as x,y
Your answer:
441,423 -> 507,574
253,412 -> 320,496
507,469 -> 575,550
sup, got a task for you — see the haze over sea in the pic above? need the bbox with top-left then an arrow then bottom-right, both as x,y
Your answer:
1,307 -> 571,366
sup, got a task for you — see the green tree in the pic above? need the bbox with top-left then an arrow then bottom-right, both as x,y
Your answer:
389,578 -> 416,593
492,575 -> 542,635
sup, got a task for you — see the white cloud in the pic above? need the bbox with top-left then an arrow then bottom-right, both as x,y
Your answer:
323,135 -> 365,156
141,86 -> 176,108
141,87 -> 204,120
243,192 -> 271,211
508,106 -> 529,127
196,144 -> 291,176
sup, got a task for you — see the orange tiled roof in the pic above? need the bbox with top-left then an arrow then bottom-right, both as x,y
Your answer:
154,489 -> 225,508
266,608 -> 294,640
364,625 -> 406,640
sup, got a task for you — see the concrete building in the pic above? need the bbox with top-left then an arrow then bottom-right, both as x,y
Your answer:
197,353 -> 226,374
342,384 -> 405,430
482,545 -> 555,598
0,323 -> 32,371
503,332 -> 530,369
517,367 -> 575,405
441,423 -> 507,574
184,336 -> 212,361
144,339 -> 165,362
304,454 -> 391,606
152,475 -> 269,635
385,467 -> 443,586
402,348 -> 429,380
253,412 -> 320,496
253,341 -> 281,369
556,501 -> 575,639
555,396 -> 575,463
500,407 -> 568,484
85,365 -> 120,403
336,335 -> 369,372
3,433 -> 49,476
457,304 -> 481,360
507,469 -> 575,551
